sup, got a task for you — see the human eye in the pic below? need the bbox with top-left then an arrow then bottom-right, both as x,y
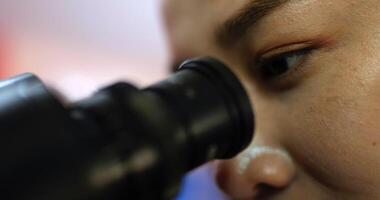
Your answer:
253,46 -> 314,90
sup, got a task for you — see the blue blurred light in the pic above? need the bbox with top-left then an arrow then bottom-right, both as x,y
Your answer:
176,165 -> 227,200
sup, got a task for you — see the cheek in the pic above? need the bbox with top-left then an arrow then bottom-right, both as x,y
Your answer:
284,38 -> 380,193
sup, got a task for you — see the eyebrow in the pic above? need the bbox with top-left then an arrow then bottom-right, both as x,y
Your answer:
216,0 -> 290,47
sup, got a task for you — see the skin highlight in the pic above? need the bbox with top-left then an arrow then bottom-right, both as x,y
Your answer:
236,146 -> 293,175
163,0 -> 380,199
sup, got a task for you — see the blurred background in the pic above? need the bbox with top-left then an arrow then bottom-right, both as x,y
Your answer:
0,0 -> 226,199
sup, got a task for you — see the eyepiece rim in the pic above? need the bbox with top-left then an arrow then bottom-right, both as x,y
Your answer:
178,57 -> 254,158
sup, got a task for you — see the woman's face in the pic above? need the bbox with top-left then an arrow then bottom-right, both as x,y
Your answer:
163,0 -> 380,199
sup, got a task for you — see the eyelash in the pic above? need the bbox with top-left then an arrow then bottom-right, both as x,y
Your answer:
255,47 -> 314,81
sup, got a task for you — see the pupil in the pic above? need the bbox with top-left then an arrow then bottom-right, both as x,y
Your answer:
266,57 -> 289,76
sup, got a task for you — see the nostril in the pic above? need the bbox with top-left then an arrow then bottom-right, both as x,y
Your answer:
255,183 -> 283,198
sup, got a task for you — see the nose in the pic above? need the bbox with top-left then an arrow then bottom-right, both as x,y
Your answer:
215,146 -> 296,199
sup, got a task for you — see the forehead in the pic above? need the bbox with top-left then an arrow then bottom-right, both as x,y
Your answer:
163,0 -> 247,59
163,0 -> 358,62
164,0 -> 244,18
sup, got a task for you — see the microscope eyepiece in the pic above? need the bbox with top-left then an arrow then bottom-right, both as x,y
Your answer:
0,57 -> 254,200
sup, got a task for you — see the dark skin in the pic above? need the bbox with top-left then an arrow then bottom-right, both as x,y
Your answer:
163,0 -> 380,199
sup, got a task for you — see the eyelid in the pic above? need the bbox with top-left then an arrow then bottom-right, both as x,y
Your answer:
258,42 -> 315,61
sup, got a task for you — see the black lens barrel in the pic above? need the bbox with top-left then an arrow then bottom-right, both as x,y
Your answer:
0,57 -> 254,200
146,57 -> 254,166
